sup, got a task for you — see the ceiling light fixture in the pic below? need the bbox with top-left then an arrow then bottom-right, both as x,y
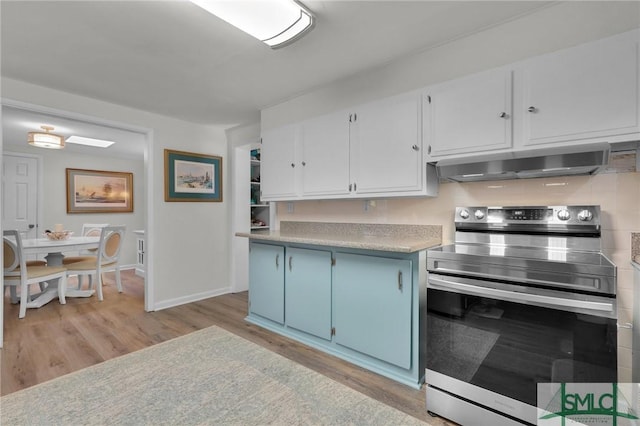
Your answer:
191,0 -> 314,49
66,136 -> 115,148
27,125 -> 64,149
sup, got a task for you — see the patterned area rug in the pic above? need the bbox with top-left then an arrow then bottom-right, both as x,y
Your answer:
1,325 -> 426,425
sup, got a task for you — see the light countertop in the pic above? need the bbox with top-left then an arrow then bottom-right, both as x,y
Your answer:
236,221 -> 442,253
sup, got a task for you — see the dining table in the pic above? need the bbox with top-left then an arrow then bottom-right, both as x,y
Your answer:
21,235 -> 101,309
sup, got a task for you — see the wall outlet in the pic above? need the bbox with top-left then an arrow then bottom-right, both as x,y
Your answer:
363,200 -> 376,212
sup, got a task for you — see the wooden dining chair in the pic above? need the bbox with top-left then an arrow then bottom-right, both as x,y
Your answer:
64,225 -> 126,301
3,230 -> 68,318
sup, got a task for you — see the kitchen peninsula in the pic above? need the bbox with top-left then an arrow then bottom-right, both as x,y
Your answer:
237,221 -> 441,388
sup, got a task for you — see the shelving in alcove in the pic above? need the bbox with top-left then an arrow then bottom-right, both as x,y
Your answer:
250,148 -> 270,230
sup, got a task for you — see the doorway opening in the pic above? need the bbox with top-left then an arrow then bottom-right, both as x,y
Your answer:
1,99 -> 153,346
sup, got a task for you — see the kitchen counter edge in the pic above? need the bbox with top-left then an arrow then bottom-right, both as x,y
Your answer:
235,230 -> 441,253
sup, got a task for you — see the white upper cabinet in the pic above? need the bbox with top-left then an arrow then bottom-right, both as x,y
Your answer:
351,91 -> 424,194
260,124 -> 298,200
260,91 -> 436,201
518,30 -> 640,147
424,67 -> 513,159
299,110 -> 351,197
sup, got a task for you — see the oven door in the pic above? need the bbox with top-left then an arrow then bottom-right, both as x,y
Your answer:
426,273 -> 617,424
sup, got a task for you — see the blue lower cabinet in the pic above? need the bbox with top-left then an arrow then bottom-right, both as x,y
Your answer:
246,242 -> 425,389
249,243 -> 285,324
333,252 -> 412,369
285,247 -> 332,340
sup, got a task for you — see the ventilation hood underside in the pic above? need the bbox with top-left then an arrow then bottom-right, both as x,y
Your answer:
436,143 -> 611,183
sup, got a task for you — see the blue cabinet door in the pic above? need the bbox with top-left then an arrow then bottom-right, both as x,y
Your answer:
249,243 -> 285,324
333,252 -> 413,369
285,247 -> 332,340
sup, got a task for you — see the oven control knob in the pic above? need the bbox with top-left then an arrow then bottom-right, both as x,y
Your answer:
557,209 -> 571,221
474,209 -> 485,220
459,209 -> 470,219
578,209 -> 593,221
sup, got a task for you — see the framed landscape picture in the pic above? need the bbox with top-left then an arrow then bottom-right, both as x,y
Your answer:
164,149 -> 223,202
66,168 -> 134,213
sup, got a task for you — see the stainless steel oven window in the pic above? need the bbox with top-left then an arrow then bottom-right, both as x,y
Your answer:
426,283 -> 617,407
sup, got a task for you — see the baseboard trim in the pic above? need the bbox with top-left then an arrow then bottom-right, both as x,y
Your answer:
154,287 -> 231,311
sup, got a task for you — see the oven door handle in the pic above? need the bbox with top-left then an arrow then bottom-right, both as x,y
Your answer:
428,275 -> 614,314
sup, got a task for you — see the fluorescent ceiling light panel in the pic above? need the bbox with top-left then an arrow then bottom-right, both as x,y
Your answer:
66,136 -> 115,148
191,0 -> 314,49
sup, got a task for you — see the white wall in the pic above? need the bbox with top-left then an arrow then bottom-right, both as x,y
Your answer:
4,145 -> 144,267
1,78 -> 231,310
261,1 -> 640,129
226,122 -> 261,292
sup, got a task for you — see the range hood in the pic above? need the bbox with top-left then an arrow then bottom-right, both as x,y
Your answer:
436,143 -> 611,182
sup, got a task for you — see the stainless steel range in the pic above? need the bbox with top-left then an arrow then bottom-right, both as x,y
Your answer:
425,205 -> 617,426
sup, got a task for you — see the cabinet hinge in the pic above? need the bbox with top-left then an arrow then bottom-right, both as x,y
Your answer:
331,327 -> 336,336
331,257 -> 336,266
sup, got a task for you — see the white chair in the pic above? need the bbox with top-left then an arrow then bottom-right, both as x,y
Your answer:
3,230 -> 67,318
65,226 -> 126,301
63,223 -> 108,288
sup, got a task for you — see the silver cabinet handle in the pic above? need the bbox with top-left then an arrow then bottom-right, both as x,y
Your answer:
412,144 -> 420,151
499,112 -> 509,119
275,254 -> 279,268
291,163 -> 295,168
353,182 -> 357,192
289,256 -> 293,271
527,106 -> 537,113
427,145 -> 432,155
398,270 -> 403,291
302,161 -> 306,166
348,183 -> 352,192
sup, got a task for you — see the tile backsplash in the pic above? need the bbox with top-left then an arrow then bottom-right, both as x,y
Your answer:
276,171 -> 640,382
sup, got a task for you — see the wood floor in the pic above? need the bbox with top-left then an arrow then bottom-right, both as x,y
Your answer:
2,270 -> 451,425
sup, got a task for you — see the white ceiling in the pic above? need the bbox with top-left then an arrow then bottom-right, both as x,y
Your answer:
2,104 -> 147,158
1,1 -> 559,157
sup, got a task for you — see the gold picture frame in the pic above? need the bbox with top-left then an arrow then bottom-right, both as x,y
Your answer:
66,168 -> 134,213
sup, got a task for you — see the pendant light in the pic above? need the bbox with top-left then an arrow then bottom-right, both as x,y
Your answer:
27,125 -> 65,149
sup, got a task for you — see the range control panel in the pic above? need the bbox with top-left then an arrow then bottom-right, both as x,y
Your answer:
455,205 -> 601,227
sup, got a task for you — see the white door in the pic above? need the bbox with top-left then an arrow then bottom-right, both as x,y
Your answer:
2,154 -> 39,239
260,124 -> 298,200
352,92 -> 423,194
299,109 -> 351,197
425,67 -> 513,158
521,30 -> 640,146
